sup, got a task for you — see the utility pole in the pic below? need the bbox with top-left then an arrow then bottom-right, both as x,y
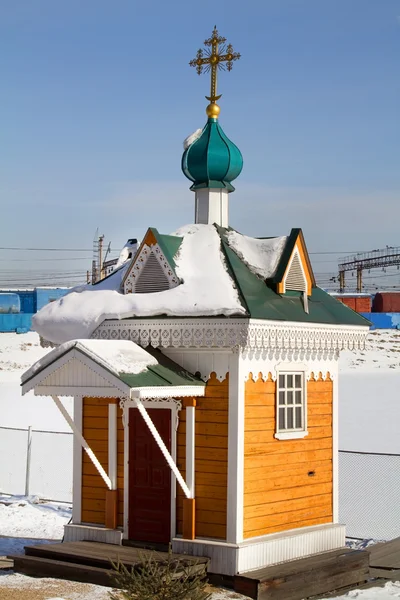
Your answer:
99,235 -> 105,281
339,270 -> 345,293
356,268 -> 363,293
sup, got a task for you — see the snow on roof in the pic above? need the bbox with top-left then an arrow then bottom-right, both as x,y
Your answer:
226,231 -> 287,279
32,224 -> 247,345
21,339 -> 158,384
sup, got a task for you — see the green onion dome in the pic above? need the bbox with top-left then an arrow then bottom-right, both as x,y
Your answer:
182,115 -> 243,192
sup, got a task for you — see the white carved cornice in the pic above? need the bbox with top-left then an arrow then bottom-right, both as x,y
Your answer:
91,318 -> 368,353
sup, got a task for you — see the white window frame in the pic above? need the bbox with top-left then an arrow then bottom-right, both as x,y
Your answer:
274,366 -> 308,440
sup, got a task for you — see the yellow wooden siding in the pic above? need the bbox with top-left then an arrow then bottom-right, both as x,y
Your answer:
176,372 -> 229,540
81,398 -> 124,527
243,374 -> 333,539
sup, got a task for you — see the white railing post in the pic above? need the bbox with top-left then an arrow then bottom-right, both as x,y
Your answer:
186,405 -> 195,499
108,404 -> 118,491
25,426 -> 32,497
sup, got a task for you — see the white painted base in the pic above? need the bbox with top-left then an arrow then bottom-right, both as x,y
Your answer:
172,523 -> 345,576
64,524 -> 122,545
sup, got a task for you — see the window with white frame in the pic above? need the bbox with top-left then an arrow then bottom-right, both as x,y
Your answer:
276,372 -> 306,436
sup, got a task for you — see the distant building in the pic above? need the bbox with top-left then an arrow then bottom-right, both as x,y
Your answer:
0,287 -> 69,333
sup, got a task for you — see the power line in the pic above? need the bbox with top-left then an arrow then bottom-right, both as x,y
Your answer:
0,247 -> 120,253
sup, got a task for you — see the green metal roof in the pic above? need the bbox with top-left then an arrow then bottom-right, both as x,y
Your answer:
218,229 -> 370,328
119,349 -> 205,388
149,228 -> 182,271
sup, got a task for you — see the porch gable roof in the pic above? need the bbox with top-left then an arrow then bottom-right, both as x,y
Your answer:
21,339 -> 205,399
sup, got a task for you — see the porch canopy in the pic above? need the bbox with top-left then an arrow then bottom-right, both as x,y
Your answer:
21,338 -> 205,400
21,339 -> 204,536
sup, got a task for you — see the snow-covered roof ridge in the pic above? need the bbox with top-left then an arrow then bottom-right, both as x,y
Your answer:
32,224 -> 246,345
21,339 -> 159,384
225,230 -> 288,280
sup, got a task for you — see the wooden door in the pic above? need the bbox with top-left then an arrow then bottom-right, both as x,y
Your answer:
128,408 -> 171,544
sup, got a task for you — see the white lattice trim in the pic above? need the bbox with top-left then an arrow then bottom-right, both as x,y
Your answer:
91,318 -> 368,352
124,243 -> 180,294
241,349 -> 338,382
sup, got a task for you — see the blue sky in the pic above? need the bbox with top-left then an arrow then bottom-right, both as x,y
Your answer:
0,1 -> 399,286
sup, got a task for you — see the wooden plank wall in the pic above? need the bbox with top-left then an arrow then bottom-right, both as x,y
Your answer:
81,398 -> 124,527
243,373 -> 333,539
176,373 -> 229,540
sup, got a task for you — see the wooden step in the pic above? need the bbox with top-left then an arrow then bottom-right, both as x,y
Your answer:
12,555 -> 115,588
234,548 -> 370,600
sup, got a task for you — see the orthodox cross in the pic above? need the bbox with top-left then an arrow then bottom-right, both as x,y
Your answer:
189,26 -> 241,104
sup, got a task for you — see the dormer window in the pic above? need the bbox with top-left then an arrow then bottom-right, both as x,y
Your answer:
283,248 -> 307,294
123,229 -> 182,294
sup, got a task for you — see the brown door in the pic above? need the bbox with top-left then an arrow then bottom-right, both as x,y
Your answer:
128,408 -> 171,544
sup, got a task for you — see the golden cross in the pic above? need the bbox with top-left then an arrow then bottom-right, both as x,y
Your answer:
189,26 -> 241,104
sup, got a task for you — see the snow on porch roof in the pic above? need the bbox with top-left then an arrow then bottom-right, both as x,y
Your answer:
21,339 -> 205,397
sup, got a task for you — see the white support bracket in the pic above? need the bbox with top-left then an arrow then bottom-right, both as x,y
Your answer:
51,395 -> 112,490
130,391 -> 192,499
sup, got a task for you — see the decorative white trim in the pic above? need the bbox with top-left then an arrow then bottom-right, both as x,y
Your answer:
122,398 -> 179,541
332,362 -> 339,523
108,404 -> 117,490
283,246 -> 308,295
130,385 -> 205,399
34,385 -> 124,398
227,351 -> 245,544
186,406 -> 195,499
161,349 -> 231,382
172,523 -> 345,576
275,367 -> 307,438
242,351 -> 338,383
72,396 -> 82,524
91,317 -> 368,352
22,348 -> 131,398
274,431 -> 309,440
124,243 -> 180,294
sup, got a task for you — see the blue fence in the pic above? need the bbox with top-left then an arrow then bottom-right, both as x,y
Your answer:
0,313 -> 34,333
360,312 -> 400,330
0,287 -> 69,333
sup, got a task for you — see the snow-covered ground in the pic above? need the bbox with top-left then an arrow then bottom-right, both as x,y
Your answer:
0,495 -> 71,556
339,329 -> 400,453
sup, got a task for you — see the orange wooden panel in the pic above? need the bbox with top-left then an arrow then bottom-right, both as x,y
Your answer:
81,509 -> 105,524
177,496 -> 227,513
82,416 -> 108,430
177,459 -> 228,474
244,482 -> 333,508
244,459 -> 332,482
195,472 -> 227,486
179,421 -> 229,436
245,493 -> 332,519
195,522 -> 226,539
245,449 -> 332,471
176,375 -> 228,539
245,502 -> 332,533
245,469 -> 332,494
244,418 -> 275,432
244,437 -> 332,456
195,410 -> 228,423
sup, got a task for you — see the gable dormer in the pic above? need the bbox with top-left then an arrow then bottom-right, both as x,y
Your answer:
275,229 -> 315,297
123,228 -> 182,294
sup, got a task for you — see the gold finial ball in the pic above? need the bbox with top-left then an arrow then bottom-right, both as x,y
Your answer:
206,102 -> 221,119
